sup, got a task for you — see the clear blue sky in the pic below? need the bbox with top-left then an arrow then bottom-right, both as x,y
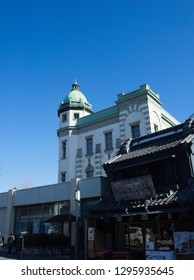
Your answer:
0,0 -> 194,192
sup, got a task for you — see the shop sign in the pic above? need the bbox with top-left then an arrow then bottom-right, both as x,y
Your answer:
111,175 -> 156,201
146,250 -> 175,260
173,231 -> 190,254
88,227 -> 94,240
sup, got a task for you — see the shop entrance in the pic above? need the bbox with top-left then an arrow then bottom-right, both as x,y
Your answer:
115,222 -> 144,259
115,220 -> 174,259
89,217 -> 179,260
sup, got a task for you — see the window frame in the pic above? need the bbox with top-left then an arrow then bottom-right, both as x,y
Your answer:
86,137 -> 93,155
131,123 -> 140,138
105,131 -> 113,151
61,171 -> 66,183
154,124 -> 159,132
61,141 -> 67,159
86,170 -> 94,178
74,113 -> 80,120
62,113 -> 67,123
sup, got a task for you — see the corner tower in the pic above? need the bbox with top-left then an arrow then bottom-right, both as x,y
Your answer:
58,81 -> 93,127
57,81 -> 93,183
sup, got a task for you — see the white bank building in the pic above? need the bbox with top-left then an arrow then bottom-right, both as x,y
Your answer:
57,82 -> 178,182
0,82 -> 179,257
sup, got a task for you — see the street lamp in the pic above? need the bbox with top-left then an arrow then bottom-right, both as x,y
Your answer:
75,187 -> 80,259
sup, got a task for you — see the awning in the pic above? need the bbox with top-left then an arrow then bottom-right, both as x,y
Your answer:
86,187 -> 194,219
44,214 -> 76,223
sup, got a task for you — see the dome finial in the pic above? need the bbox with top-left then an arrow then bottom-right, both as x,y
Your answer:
72,79 -> 80,91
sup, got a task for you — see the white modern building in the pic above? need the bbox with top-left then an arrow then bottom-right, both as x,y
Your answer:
0,81 -> 180,257
57,81 -> 179,183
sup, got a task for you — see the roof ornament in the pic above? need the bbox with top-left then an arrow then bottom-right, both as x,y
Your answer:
144,199 -> 150,213
71,79 -> 80,91
189,112 -> 194,119
118,138 -> 132,154
184,114 -> 194,131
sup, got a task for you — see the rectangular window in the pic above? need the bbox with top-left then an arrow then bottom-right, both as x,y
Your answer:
116,138 -> 121,149
86,170 -> 94,178
86,137 -> 93,155
131,124 -> 140,138
105,132 -> 113,150
43,204 -> 55,216
61,172 -> 66,182
95,143 -> 101,153
74,113 -> 79,119
61,141 -> 67,159
62,113 -> 67,122
15,203 -> 65,235
154,124 -> 159,132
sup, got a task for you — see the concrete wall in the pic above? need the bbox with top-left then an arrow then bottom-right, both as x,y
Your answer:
0,177 -> 107,237
0,192 -> 8,236
13,183 -> 70,206
80,176 -> 108,199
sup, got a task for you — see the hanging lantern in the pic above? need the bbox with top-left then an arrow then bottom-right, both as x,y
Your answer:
141,214 -> 148,220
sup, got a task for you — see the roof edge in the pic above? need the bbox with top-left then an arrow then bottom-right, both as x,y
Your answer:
116,84 -> 162,106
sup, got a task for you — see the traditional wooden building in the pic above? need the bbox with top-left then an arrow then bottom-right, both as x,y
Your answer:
87,117 -> 194,260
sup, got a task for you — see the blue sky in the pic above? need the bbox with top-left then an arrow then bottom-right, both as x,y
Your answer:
0,0 -> 194,192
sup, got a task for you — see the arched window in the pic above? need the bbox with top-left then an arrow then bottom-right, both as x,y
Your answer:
85,164 -> 94,178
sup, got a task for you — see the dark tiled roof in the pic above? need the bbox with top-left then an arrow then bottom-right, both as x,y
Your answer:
90,188 -> 194,216
104,120 -> 194,167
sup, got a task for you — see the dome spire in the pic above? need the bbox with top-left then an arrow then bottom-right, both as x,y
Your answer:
72,79 -> 80,91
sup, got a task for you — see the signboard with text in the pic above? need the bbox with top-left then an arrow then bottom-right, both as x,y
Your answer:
146,250 -> 175,260
174,231 -> 194,254
111,175 -> 156,201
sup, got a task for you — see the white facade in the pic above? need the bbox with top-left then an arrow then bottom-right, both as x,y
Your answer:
57,83 -> 179,183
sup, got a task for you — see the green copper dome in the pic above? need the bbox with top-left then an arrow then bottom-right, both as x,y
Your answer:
58,81 -> 93,115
